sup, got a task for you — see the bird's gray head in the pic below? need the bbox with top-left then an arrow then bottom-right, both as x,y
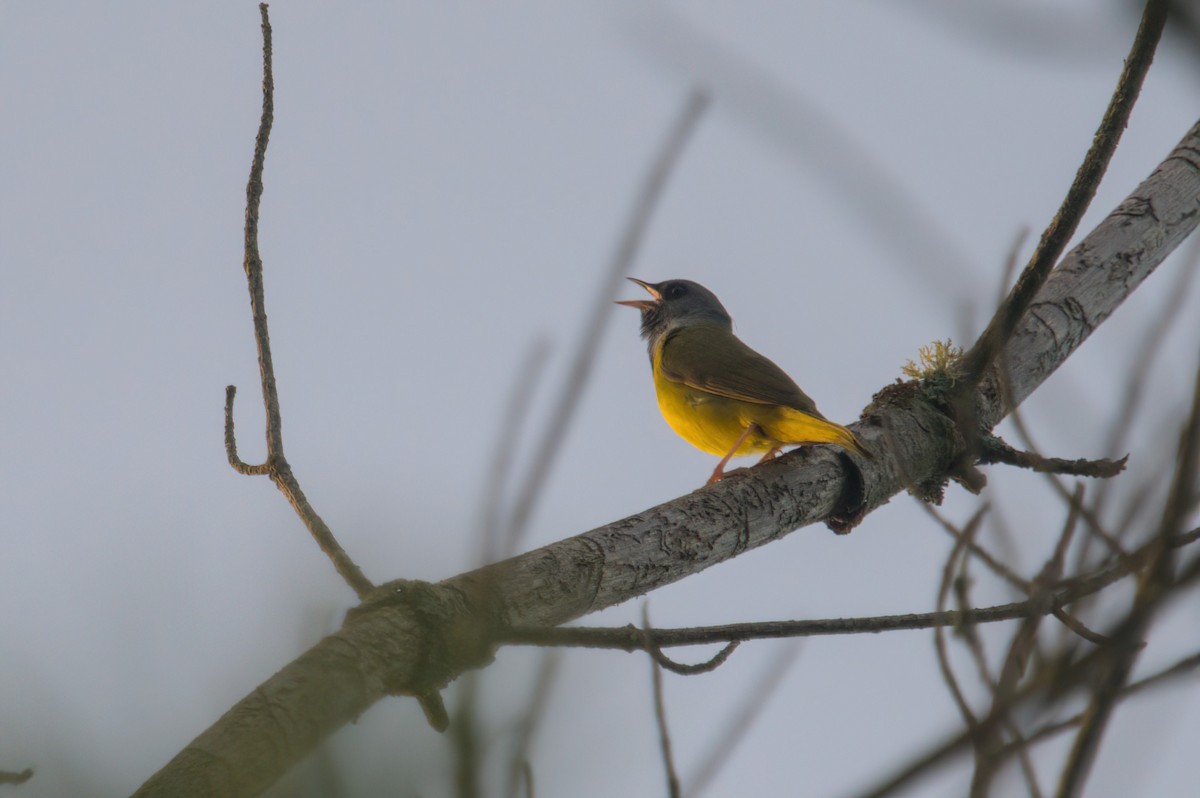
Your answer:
616,278 -> 732,346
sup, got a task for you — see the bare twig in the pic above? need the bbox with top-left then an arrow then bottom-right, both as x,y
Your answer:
1003,407 -> 1133,562
995,227 -> 1030,308
224,4 -> 372,599
979,438 -> 1127,478
502,523 -> 1200,653
933,510 -> 982,734
1055,353 -> 1200,797
922,503 -> 1027,591
1001,643 -> 1200,762
646,638 -> 740,676
862,640 -> 1200,798
968,485 -> 1086,797
852,361 -> 1200,798
223,386 -> 269,474
0,769 -> 32,785
957,0 -> 1168,392
644,609 -> 682,798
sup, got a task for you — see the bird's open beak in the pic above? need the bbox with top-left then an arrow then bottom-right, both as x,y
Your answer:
615,277 -> 660,310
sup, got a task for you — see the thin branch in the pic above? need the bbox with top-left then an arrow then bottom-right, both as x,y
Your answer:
224,4 -> 371,599
0,769 -> 33,785
1055,351 -> 1200,797
979,438 -> 1127,478
1050,607 -> 1110,646
224,385 -> 269,475
968,486 -> 1086,797
994,226 -> 1030,308
922,503 -> 1028,592
863,640 -> 1200,798
934,512 -> 982,734
648,640 -> 739,676
854,365 -> 1200,798
644,609 -> 682,798
958,0 -> 1168,391
242,2 -> 280,457
999,403 -> 1133,561
1045,486 -> 1113,647
502,524 -> 1200,653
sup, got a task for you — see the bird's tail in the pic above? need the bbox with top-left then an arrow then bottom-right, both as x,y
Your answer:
773,407 -> 873,460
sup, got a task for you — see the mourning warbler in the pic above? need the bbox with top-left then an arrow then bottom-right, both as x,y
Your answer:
618,278 -> 870,484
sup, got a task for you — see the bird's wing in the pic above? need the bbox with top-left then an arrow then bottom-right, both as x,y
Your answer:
659,326 -> 826,418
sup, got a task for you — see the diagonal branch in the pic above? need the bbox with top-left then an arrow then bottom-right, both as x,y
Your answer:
957,0 -> 1169,392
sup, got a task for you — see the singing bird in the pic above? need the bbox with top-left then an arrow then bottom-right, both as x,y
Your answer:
618,278 -> 870,484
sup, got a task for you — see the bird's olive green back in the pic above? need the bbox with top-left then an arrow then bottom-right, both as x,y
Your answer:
657,324 -> 826,419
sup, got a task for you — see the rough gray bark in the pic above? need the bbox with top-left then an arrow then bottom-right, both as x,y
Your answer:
133,120 -> 1200,798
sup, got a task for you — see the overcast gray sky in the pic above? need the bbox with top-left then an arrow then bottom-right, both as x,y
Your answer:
3,3 -> 1199,796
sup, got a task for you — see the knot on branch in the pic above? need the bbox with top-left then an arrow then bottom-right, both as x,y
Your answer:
347,579 -> 498,702
866,377 -> 977,504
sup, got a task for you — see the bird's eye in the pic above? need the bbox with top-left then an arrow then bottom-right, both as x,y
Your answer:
665,283 -> 688,300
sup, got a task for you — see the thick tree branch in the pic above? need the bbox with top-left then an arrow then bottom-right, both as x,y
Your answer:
974,120 -> 1200,427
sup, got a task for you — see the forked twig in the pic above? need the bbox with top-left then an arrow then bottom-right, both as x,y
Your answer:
224,4 -> 372,599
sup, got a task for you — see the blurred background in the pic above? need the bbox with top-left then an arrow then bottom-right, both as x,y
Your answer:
2,2 -> 1198,796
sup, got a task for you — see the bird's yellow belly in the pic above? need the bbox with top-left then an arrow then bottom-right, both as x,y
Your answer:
653,373 -> 773,456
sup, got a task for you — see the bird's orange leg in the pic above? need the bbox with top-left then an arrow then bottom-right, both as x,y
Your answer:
707,424 -> 760,485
